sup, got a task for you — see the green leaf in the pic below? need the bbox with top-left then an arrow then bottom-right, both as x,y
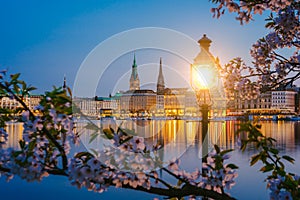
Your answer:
255,124 -> 262,129
28,140 -> 36,151
269,148 -> 279,155
89,132 -> 99,143
250,154 -> 261,166
220,149 -> 234,156
19,140 -> 25,149
89,148 -> 99,157
278,169 -> 286,177
214,144 -> 220,153
13,84 -> 20,94
282,155 -> 295,164
118,128 -> 137,136
120,135 -> 133,145
75,152 -> 94,159
260,164 -> 274,173
267,137 -> 277,145
177,179 -> 183,187
241,141 -> 247,152
67,87 -> 72,97
103,128 -> 114,139
84,123 -> 99,131
226,163 -> 239,169
278,161 -> 285,168
109,127 -> 115,134
10,73 -> 20,81
27,86 -> 37,92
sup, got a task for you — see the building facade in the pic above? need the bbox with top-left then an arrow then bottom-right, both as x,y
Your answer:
120,90 -> 157,117
271,90 -> 296,112
228,89 -> 297,115
0,95 -> 43,112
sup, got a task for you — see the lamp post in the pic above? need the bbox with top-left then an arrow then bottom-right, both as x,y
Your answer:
191,34 -> 216,162
191,69 -> 211,161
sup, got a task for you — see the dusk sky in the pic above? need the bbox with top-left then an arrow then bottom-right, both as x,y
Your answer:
0,0 -> 269,96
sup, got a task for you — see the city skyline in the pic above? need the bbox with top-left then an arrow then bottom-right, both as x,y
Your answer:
1,0 -> 269,96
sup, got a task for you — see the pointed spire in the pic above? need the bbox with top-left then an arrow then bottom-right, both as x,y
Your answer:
129,53 -> 140,90
160,57 -> 162,70
133,52 -> 137,68
159,57 -> 163,78
63,74 -> 67,91
157,57 -> 165,94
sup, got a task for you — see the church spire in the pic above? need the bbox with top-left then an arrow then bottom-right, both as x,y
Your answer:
63,75 -> 67,92
133,53 -> 137,68
157,57 -> 165,94
129,53 -> 140,90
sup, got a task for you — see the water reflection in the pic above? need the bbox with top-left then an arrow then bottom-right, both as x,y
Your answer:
5,120 -> 300,154
4,122 -> 23,149
75,120 -> 300,162
3,120 -> 300,199
77,120 -> 227,162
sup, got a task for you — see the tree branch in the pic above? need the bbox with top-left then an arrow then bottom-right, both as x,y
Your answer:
0,82 -> 69,171
121,182 -> 236,200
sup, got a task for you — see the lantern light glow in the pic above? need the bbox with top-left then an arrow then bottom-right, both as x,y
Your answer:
191,64 -> 215,90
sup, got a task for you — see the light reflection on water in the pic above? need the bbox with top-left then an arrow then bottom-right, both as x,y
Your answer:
1,120 -> 300,200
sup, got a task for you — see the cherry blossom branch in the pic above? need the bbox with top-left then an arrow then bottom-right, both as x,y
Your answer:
0,81 -> 69,171
272,52 -> 299,68
112,180 -> 236,200
0,165 -> 10,173
145,174 -> 173,189
162,167 -> 189,184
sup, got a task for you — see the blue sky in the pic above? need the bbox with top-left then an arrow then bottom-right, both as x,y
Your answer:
0,0 -> 269,96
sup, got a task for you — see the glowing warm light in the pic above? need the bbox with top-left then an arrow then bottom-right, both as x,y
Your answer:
191,64 -> 215,90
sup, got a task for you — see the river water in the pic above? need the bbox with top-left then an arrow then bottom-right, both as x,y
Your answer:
1,120 -> 300,200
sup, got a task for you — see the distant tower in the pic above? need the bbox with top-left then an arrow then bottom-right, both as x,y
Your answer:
129,53 -> 140,90
63,75 -> 67,92
157,57 -> 165,94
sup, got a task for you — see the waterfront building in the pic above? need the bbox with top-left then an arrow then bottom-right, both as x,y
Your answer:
293,87 -> 300,113
119,54 -> 157,117
0,96 -> 20,110
163,88 -> 187,117
95,94 -> 121,117
0,94 -> 43,112
271,90 -> 296,112
156,94 -> 165,116
228,89 -> 297,116
258,91 -> 272,109
120,90 -> 156,117
73,97 -> 97,117
27,95 -> 43,111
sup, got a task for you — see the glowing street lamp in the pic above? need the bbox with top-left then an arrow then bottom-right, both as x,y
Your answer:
191,34 -> 218,120
191,64 -> 214,106
191,34 -> 218,161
